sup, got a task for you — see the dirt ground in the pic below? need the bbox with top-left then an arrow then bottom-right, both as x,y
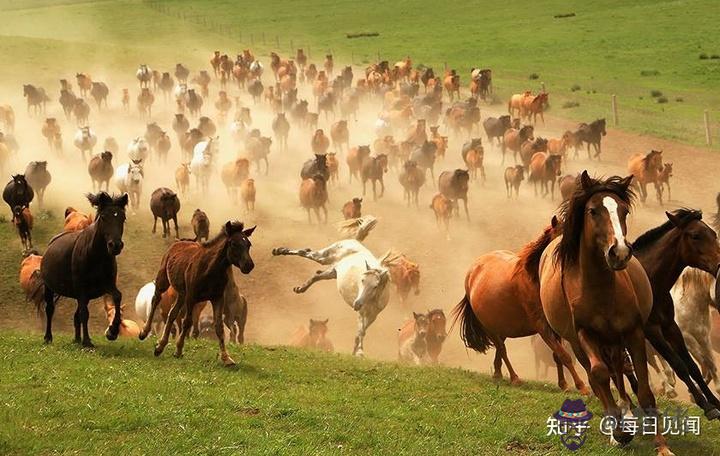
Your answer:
1,61 -> 717,402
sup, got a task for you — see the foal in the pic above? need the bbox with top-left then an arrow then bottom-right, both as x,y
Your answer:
140,221 -> 255,366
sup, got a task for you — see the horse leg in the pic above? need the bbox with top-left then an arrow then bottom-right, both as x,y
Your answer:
462,198 -> 469,221
496,337 -> 521,385
353,313 -> 370,357
212,298 -> 235,366
173,216 -> 179,239
155,291 -> 185,356
293,267 -> 337,294
42,286 -> 56,344
646,324 -> 719,418
173,300 -> 196,358
575,330 -> 629,445
610,349 -> 635,411
105,288 -> 122,341
73,306 -> 82,343
626,327 -> 672,455
537,327 -> 589,394
78,298 -> 93,348
693,333 -> 720,393
492,348 -> 503,380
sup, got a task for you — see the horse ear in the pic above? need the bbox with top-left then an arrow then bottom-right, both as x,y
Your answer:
322,319 -> 329,325
551,215 -> 559,229
224,221 -> 233,235
666,211 -> 681,227
117,193 -> 129,207
619,174 -> 634,191
413,312 -> 421,319
242,225 -> 256,237
365,260 -> 370,271
580,170 -> 593,190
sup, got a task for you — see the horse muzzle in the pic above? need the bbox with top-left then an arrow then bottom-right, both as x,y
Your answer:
107,240 -> 124,256
239,261 -> 255,274
605,241 -> 632,271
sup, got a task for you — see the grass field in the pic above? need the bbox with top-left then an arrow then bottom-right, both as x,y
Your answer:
0,0 -> 719,148
1,334 -> 719,455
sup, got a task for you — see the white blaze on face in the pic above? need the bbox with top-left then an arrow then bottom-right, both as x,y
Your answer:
602,196 -> 626,246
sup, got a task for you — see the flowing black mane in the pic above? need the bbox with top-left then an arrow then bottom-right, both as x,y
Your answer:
555,174 -> 635,266
201,220 -> 245,247
633,208 -> 703,253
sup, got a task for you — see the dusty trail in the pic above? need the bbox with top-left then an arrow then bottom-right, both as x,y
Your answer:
0,61 -> 717,402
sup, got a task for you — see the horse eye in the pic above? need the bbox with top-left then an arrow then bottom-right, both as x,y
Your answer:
588,208 -> 597,216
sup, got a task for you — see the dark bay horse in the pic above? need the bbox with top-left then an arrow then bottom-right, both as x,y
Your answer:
40,192 -> 128,347
538,171 -> 672,454
632,209 -> 720,419
453,216 -> 589,394
139,221 -> 255,366
575,118 -> 606,160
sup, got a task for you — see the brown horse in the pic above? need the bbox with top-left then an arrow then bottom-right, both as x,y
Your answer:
507,91 -> 532,118
330,120 -> 349,153
299,174 -> 328,223
139,221 -> 256,366
628,150 -> 664,204
528,152 -> 562,198
289,319 -> 334,352
384,252 -> 421,305
503,165 -> 525,198
430,193 -> 452,237
538,172 -> 671,453
64,207 -> 92,232
658,163 -> 673,201
20,252 -> 44,309
453,217 -> 588,393
88,151 -> 113,192
41,192 -> 129,347
502,125 -> 534,165
240,178 -> 256,213
522,93 -> 548,124
442,70 -> 460,101
12,205 -> 33,250
342,197 -> 362,220
633,208 -> 720,419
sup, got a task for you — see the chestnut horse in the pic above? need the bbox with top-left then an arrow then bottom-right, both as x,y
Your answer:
139,221 -> 256,366
453,216 -> 588,393
632,208 -> 720,419
627,150 -> 664,204
538,172 -> 671,454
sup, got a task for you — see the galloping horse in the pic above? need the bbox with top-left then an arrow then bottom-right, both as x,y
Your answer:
575,119 -> 607,159
40,192 -> 129,347
23,84 -> 49,115
627,150 -> 664,204
632,208 -> 720,419
453,217 -> 589,393
190,137 -> 217,194
140,221 -> 256,366
538,171 -> 672,454
272,217 -> 391,356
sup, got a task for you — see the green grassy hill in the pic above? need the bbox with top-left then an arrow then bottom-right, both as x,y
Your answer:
0,334 -> 717,455
0,0 -> 719,147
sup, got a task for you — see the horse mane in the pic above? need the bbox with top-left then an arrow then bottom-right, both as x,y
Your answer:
336,215 -> 377,241
515,224 -> 557,282
555,174 -> 635,266
633,208 -> 702,253
641,150 -> 661,170
379,249 -> 404,267
199,221 -> 245,247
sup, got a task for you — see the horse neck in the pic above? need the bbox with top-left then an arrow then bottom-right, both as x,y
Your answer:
204,236 -> 231,277
577,235 -> 615,288
636,230 -> 684,294
83,219 -> 109,259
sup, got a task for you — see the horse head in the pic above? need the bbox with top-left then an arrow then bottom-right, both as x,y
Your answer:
308,319 -> 329,345
128,163 -> 144,184
665,209 -> 720,277
353,262 -> 390,311
86,191 -> 129,256
412,312 -> 429,338
223,221 -> 256,274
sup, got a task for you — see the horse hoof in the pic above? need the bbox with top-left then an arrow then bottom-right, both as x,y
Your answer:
138,331 -> 148,341
271,248 -> 285,256
704,408 -> 720,420
293,287 -> 304,294
82,341 -> 95,349
43,337 -> 53,345
154,346 -> 164,357
105,328 -> 118,341
510,377 -> 523,386
613,430 -> 633,446
578,385 -> 591,396
666,390 -> 678,399
173,351 -> 183,359
222,356 -> 236,367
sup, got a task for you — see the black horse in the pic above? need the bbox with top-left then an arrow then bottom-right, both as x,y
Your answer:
575,118 -> 607,159
23,84 -> 50,115
40,192 -> 128,347
300,154 -> 329,181
3,174 -> 34,212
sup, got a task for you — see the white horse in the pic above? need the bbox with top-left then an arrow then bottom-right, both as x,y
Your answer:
127,137 -> 149,163
229,119 -> 246,143
249,60 -> 263,77
190,137 -> 217,194
136,64 -> 152,88
654,268 -> 720,397
272,216 -> 391,356
135,281 -> 161,336
73,126 -> 97,162
374,116 -> 392,137
174,83 -> 188,104
114,162 -> 143,212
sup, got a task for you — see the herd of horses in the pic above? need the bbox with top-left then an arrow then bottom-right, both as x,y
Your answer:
0,46 -> 713,455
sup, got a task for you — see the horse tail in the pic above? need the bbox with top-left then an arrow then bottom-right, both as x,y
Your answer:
451,294 -> 493,353
28,271 -> 46,314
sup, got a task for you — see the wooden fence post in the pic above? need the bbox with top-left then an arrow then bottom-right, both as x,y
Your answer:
705,110 -> 712,146
611,94 -> 619,126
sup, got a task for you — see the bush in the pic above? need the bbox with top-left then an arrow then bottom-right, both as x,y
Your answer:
675,97 -> 684,102
711,54 -> 720,60
640,69 -> 660,76
699,53 -> 709,59
570,84 -> 581,92
528,73 -> 539,80
650,90 -> 663,98
562,101 -> 580,109
657,96 -> 668,104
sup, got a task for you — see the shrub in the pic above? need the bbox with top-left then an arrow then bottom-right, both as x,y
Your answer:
570,84 -> 581,92
699,53 -> 709,59
562,101 -> 580,109
711,54 -> 720,60
650,90 -> 663,98
657,96 -> 668,104
640,70 -> 660,76
675,97 -> 684,102
528,73 -> 539,80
